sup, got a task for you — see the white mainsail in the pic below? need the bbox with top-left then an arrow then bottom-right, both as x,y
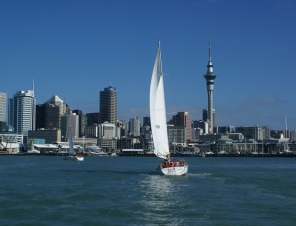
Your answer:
150,41 -> 170,159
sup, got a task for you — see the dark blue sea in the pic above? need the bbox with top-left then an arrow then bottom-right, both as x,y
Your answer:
0,156 -> 296,226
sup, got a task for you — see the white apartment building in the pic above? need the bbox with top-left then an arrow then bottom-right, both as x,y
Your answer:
8,90 -> 36,146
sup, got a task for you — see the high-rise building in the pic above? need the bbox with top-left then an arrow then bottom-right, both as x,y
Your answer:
202,109 -> 207,121
116,120 -> 127,138
172,112 -> 192,141
100,86 -> 117,124
203,39 -> 217,133
46,95 -> 69,116
86,112 -> 100,126
129,117 -> 141,136
8,89 -> 36,146
143,117 -> 151,126
202,108 -> 215,127
36,103 -> 60,129
60,112 -> 79,141
72,109 -> 86,137
192,120 -> 208,134
46,95 -> 71,129
0,92 -> 6,122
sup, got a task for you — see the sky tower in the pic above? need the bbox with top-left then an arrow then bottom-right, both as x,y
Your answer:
203,39 -> 217,133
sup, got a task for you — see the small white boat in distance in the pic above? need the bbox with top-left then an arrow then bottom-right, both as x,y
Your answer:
76,155 -> 84,161
149,40 -> 188,176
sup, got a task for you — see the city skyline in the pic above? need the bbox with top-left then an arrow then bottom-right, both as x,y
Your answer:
0,0 -> 295,130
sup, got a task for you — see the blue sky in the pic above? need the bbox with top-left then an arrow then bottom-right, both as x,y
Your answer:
0,0 -> 295,130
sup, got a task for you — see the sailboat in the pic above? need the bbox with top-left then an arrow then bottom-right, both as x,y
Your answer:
67,131 -> 84,161
150,40 -> 188,176
282,117 -> 291,153
66,114 -> 84,161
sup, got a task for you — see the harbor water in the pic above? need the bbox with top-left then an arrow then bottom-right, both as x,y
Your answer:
0,156 -> 296,225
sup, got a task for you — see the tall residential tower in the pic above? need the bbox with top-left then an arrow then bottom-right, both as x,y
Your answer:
203,39 -> 217,133
8,89 -> 36,145
100,86 -> 117,124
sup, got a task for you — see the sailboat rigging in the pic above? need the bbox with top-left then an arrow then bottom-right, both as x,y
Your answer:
149,40 -> 188,175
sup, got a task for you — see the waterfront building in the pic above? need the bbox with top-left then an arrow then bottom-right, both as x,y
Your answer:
8,89 -> 36,146
198,133 -> 244,144
214,126 -> 235,134
72,137 -> 97,145
117,136 -> 153,151
100,86 -> 117,124
203,39 -> 217,134
0,132 -> 24,153
98,121 -> 117,150
36,103 -> 60,129
172,112 -> 192,141
60,112 -> 79,141
0,133 -> 23,144
28,129 -> 61,144
235,126 -> 270,141
84,124 -> 98,138
133,141 -> 149,150
167,125 -> 186,144
117,137 -> 135,150
129,117 -> 141,136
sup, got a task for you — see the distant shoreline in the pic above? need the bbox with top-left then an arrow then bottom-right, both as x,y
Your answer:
1,153 -> 296,158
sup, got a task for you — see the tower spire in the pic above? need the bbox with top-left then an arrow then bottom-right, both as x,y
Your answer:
208,37 -> 212,62
203,38 -> 217,134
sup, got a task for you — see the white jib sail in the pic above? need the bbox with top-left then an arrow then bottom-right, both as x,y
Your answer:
149,41 -> 170,159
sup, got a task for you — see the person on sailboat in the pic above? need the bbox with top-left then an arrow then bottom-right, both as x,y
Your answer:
161,159 -> 169,168
166,154 -> 171,162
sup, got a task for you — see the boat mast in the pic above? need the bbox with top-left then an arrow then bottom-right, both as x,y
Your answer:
285,117 -> 288,138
